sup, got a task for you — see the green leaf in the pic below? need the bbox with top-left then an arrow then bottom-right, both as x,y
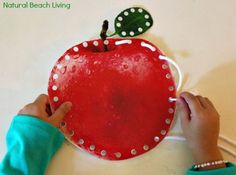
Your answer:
114,7 -> 153,37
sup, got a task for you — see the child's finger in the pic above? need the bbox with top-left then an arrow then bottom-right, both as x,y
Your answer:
204,97 -> 214,108
177,97 -> 190,127
50,102 -> 72,127
34,94 -> 49,106
180,92 -> 202,115
196,95 -> 209,108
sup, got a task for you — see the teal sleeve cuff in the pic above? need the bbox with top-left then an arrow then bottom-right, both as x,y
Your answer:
0,115 -> 65,175
187,162 -> 236,175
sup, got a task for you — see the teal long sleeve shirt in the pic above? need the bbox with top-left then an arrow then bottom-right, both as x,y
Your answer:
0,115 -> 65,175
0,115 -> 236,175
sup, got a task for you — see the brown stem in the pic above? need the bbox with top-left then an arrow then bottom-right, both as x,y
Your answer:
100,20 -> 108,51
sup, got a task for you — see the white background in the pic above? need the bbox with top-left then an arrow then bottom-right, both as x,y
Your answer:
0,0 -> 236,174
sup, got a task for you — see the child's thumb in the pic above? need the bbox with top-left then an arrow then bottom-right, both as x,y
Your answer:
50,102 -> 72,127
176,97 -> 190,129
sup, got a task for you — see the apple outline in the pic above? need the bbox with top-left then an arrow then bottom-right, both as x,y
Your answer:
48,38 -> 176,160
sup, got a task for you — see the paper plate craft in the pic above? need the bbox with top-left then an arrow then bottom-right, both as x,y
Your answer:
48,7 -> 182,160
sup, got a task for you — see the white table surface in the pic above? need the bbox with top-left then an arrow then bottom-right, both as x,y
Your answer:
0,0 -> 235,174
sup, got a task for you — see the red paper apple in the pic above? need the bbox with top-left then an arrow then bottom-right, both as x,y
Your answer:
48,38 -> 176,160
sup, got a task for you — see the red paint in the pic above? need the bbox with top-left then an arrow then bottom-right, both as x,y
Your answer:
48,38 -> 176,160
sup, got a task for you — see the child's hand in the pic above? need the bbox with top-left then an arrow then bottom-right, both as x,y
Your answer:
18,94 -> 72,128
177,92 -> 225,170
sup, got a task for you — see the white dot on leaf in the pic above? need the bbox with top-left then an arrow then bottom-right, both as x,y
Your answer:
138,27 -> 143,32
121,31 -> 126,36
124,11 -> 129,16
144,14 -> 149,19
145,22 -> 151,26
116,22 -> 121,27
118,16 -> 123,21
130,8 -> 135,13
138,8 -> 143,13
130,31 -> 134,36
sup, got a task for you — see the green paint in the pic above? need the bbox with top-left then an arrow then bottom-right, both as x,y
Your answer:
113,7 -> 153,37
